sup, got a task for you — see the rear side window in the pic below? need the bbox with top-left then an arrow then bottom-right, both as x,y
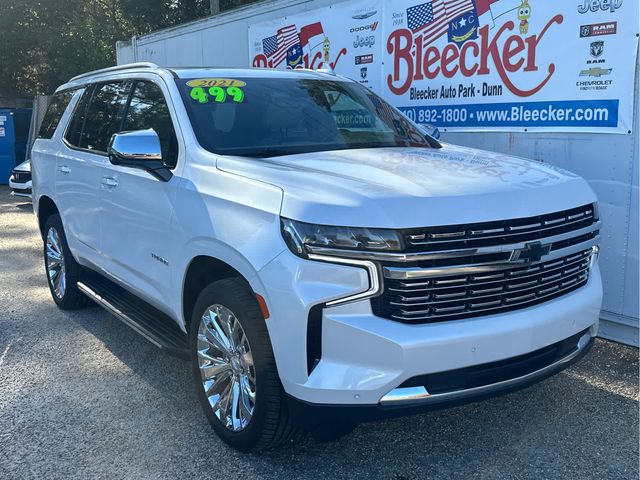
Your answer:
38,91 -> 74,139
80,82 -> 130,152
123,81 -> 178,167
64,81 -> 130,153
65,88 -> 92,147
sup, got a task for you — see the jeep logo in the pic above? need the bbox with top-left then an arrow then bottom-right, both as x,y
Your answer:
577,0 -> 623,14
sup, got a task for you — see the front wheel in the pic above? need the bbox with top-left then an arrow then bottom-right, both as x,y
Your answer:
189,278 -> 298,451
43,214 -> 90,310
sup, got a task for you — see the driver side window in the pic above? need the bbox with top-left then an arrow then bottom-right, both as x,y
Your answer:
123,81 -> 179,168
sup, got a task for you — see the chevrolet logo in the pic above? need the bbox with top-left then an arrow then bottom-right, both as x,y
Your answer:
579,67 -> 612,77
512,242 -> 552,263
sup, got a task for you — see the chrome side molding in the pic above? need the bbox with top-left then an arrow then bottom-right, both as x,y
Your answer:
379,332 -> 593,406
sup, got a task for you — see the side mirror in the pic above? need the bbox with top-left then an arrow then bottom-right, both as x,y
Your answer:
108,129 -> 172,182
418,123 -> 441,140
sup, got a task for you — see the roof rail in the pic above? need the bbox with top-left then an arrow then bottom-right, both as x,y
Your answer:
69,62 -> 159,83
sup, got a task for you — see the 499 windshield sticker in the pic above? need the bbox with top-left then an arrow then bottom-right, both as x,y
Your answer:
186,78 -> 246,104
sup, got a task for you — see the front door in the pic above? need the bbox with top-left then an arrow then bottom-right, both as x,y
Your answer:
98,79 -> 182,311
55,82 -> 130,257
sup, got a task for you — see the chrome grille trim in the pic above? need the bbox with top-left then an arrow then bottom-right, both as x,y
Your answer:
305,221 -> 600,264
403,204 -> 596,251
382,235 -> 599,280
373,248 -> 594,323
387,255 -> 590,308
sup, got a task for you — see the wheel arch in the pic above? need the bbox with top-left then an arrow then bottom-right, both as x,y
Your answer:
38,195 -> 60,239
182,255 -> 266,332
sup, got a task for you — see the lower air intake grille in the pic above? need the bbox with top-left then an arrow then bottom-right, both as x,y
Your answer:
372,248 -> 593,324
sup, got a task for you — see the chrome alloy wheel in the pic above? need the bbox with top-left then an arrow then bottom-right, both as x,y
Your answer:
197,304 -> 256,432
46,227 -> 66,299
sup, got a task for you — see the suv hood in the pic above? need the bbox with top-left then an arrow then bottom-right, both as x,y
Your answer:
217,144 -> 596,228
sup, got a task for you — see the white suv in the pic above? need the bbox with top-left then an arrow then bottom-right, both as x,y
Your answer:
31,63 -> 602,451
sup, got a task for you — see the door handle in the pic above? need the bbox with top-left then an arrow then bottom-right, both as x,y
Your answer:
58,165 -> 70,174
101,176 -> 118,188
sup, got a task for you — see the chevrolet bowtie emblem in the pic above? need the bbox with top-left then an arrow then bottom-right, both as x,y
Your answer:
512,241 -> 552,263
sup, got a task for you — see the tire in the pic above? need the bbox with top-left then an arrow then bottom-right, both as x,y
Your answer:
43,214 -> 90,310
189,278 -> 298,452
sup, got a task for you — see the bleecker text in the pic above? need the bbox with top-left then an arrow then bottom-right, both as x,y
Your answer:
386,15 -> 563,97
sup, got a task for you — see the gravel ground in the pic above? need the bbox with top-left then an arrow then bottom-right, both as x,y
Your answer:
0,186 -> 638,480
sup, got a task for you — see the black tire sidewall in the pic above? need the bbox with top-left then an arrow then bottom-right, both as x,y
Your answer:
43,214 -> 82,309
189,278 -> 279,451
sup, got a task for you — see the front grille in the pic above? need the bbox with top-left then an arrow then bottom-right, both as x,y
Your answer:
11,171 -> 31,184
402,204 -> 595,252
372,248 -> 594,324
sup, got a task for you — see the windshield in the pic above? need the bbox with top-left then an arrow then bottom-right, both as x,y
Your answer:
178,76 -> 438,157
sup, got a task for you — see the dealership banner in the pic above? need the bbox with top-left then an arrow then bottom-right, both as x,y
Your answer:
249,0 -> 384,92
249,0 -> 639,133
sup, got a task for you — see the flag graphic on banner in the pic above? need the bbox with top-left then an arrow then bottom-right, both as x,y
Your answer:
262,25 -> 300,66
406,0 -> 475,47
299,22 -> 325,50
474,0 -> 523,28
448,5 -> 478,44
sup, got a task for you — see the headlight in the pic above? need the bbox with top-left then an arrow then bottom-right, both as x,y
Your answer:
281,218 -> 402,257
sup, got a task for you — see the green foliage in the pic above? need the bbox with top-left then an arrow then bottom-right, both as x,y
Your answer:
0,0 -> 211,97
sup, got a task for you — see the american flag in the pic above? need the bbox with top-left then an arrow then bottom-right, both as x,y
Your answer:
407,0 -> 475,47
262,25 -> 300,67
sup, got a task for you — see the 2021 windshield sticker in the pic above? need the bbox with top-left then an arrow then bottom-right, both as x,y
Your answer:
187,78 -> 246,104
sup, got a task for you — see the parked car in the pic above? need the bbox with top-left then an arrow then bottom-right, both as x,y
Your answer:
9,159 -> 32,198
31,63 -> 602,452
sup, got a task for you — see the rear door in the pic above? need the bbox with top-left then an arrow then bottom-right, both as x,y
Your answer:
56,81 -> 131,259
98,78 -> 183,311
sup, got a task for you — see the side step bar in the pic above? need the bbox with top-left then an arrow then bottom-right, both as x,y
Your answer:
77,272 -> 189,360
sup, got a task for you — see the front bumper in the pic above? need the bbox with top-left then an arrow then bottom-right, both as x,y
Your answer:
259,250 -> 602,407
9,176 -> 32,198
287,330 -> 594,429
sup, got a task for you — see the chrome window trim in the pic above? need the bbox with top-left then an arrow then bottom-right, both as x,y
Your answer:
382,239 -> 599,280
306,253 -> 381,307
305,220 -> 601,263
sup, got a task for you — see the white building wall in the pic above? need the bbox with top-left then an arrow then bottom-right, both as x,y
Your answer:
116,0 -> 640,346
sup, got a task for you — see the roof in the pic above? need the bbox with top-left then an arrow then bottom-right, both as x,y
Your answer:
57,62 -> 347,92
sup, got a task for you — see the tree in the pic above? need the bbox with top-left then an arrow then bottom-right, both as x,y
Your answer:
0,0 -> 211,97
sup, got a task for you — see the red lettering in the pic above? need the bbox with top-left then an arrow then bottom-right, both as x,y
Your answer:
503,36 -> 525,72
424,46 -> 440,79
477,22 -> 510,75
387,29 -> 413,95
329,48 -> 348,70
252,54 -> 268,68
459,41 -> 479,76
385,15 -> 563,98
441,44 -> 459,78
525,14 -> 563,71
414,35 -> 424,80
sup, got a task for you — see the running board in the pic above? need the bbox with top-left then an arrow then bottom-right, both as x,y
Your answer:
77,273 -> 189,360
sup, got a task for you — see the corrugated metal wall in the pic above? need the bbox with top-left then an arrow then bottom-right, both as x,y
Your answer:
116,0 -> 640,346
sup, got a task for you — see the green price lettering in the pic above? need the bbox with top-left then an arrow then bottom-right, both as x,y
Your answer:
190,86 -> 245,104
190,87 -> 208,103
227,86 -> 245,103
208,86 -> 226,102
